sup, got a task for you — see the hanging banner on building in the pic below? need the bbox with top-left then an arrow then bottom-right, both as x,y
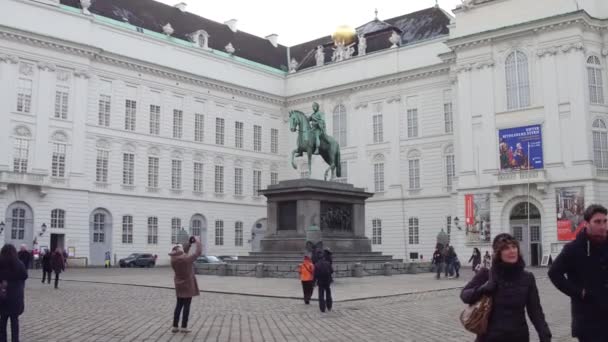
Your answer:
465,194 -> 474,226
556,187 -> 585,241
498,125 -> 544,170
464,193 -> 491,243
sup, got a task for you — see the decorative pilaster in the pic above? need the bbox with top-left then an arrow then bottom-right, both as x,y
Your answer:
31,62 -> 55,173
0,56 -> 19,169
71,69 -> 91,175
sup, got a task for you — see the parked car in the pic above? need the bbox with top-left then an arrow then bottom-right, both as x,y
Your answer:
195,255 -> 226,265
218,255 -> 238,262
119,253 -> 156,268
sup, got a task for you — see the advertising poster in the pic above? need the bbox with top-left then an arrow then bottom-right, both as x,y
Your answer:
465,193 -> 491,243
498,125 -> 543,170
556,187 -> 585,241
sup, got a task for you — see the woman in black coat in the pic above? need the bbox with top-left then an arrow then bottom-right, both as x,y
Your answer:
461,233 -> 552,342
0,244 -> 28,342
41,249 -> 52,285
50,248 -> 65,289
468,248 -> 482,273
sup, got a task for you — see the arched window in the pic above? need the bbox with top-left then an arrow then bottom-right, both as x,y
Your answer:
235,221 -> 243,246
171,217 -> 181,244
93,212 -> 106,243
332,104 -> 347,146
593,118 -> 608,169
190,214 -> 206,237
51,209 -> 65,229
444,145 -> 455,191
372,219 -> 382,245
505,51 -> 530,110
588,56 -> 604,104
215,220 -> 224,246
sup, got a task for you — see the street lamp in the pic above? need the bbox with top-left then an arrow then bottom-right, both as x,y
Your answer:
453,217 -> 462,230
39,223 -> 47,237
0,221 -> 5,234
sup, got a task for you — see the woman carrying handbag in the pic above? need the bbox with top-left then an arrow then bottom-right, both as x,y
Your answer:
460,233 -> 552,342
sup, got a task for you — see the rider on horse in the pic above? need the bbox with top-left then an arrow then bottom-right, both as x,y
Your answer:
308,102 -> 326,155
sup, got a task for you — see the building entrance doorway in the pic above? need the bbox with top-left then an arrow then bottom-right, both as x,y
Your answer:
50,233 -> 65,253
510,202 -> 542,266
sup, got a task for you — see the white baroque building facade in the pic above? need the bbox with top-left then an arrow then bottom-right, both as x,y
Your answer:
0,0 -> 607,266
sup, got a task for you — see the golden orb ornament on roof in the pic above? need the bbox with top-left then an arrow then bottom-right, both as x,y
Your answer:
332,25 -> 356,45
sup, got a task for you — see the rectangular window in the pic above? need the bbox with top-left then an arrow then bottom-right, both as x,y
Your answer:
122,153 -> 135,185
122,215 -> 133,244
234,168 -> 243,195
148,157 -> 159,188
235,221 -> 243,247
17,78 -> 32,113
96,150 -> 109,183
149,105 -> 160,135
215,165 -> 224,194
407,109 -> 418,138
215,220 -> 224,246
254,125 -> 262,152
98,95 -> 111,127
51,210 -> 65,229
336,161 -> 348,183
51,143 -> 66,178
374,162 -> 384,192
408,217 -> 419,245
171,160 -> 182,190
125,99 -> 137,131
253,170 -> 262,196
193,162 -> 204,192
271,128 -> 279,154
372,219 -> 382,245
195,114 -> 204,142
13,138 -> 29,173
373,114 -> 383,143
173,109 -> 183,138
215,118 -> 225,145
444,103 -> 453,134
171,218 -> 181,244
147,217 -> 158,244
270,172 -> 279,185
54,87 -> 69,119
235,121 -> 244,148
446,155 -> 455,189
409,159 -> 420,189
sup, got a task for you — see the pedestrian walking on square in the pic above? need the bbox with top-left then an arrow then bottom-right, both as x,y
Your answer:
50,248 -> 65,289
446,246 -> 458,278
16,246 -> 30,272
548,204 -> 608,342
432,246 -> 444,279
482,251 -> 491,269
41,249 -> 52,285
461,233 -> 551,342
469,248 -> 482,273
169,236 -> 202,333
298,255 -> 315,304
104,251 -> 111,268
0,244 -> 28,342
314,254 -> 333,313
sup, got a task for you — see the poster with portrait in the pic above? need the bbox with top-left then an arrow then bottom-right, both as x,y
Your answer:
465,193 -> 491,243
556,187 -> 585,241
498,125 -> 544,170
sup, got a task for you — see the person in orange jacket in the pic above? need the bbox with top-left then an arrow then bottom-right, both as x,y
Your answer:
298,255 -> 315,304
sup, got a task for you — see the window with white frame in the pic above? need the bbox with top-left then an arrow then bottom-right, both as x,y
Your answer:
505,51 -> 530,110
215,220 -> 224,245
373,114 -> 384,143
254,125 -> 262,152
173,110 -> 183,139
444,103 -> 453,133
333,104 -> 347,146
149,105 -> 160,135
253,170 -> 262,196
215,165 -> 224,194
148,156 -> 159,188
593,118 -> 608,169
191,219 -> 202,237
122,153 -> 135,185
51,143 -> 66,178
270,172 -> 278,185
17,78 -> 32,113
147,217 -> 158,244
171,159 -> 182,190
171,217 -> 181,244
125,99 -> 137,131
235,221 -> 243,246
93,212 -> 106,243
446,154 -> 455,190
372,219 -> 382,245
407,109 -> 418,138
195,114 -> 204,142
336,161 -> 348,183
96,149 -> 109,183
51,209 -> 65,229
588,56 -> 604,104
234,167 -> 243,195
13,138 -> 29,173
54,86 -> 69,119
408,217 -> 419,244
122,215 -> 133,244
193,162 -> 204,192
374,161 -> 384,192
235,121 -> 244,148
408,158 -> 420,189
271,128 -> 279,153
98,94 -> 111,127
10,208 -> 25,240
216,118 -> 225,145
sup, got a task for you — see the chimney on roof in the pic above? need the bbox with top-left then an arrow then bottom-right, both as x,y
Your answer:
174,2 -> 187,12
265,34 -> 279,48
224,19 -> 238,33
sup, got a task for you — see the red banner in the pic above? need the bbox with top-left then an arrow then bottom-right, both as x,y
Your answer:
465,194 -> 474,226
557,220 -> 585,241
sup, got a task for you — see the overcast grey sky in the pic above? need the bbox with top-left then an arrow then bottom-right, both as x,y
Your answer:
156,0 -> 462,46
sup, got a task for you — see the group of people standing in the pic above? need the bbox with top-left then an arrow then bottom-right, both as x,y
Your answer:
298,248 -> 334,312
432,244 -> 462,279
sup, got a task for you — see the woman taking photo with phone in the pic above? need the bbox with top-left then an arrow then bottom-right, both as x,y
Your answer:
169,236 -> 202,334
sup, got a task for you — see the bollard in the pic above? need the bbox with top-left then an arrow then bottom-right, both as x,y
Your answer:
255,263 -> 264,278
383,262 -> 392,276
353,262 -> 363,277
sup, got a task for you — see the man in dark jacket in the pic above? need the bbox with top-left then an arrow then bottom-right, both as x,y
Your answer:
314,255 -> 333,313
549,204 -> 608,341
16,245 -> 31,271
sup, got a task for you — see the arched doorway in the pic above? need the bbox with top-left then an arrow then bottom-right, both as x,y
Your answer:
5,202 -> 34,249
510,202 -> 542,266
251,218 -> 267,252
89,208 -> 113,266
190,214 -> 207,254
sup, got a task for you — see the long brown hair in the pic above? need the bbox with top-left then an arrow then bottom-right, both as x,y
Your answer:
0,243 -> 21,272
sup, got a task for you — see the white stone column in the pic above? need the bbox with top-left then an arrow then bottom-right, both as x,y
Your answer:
476,63 -> 498,172
567,46 -> 591,164
354,102 -> 369,189
0,54 -> 19,170
539,53 -> 561,165
456,67 -> 475,174
386,96 -> 402,187
71,70 -> 91,175
32,62 -> 56,174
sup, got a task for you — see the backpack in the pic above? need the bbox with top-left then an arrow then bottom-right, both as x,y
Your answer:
460,295 -> 492,335
0,280 -> 8,301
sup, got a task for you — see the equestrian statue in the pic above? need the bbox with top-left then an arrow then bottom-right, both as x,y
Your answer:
289,102 -> 342,181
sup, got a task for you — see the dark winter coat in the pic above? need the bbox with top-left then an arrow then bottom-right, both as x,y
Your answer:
548,228 -> 608,338
169,241 -> 202,298
314,259 -> 333,287
41,253 -> 52,272
432,250 -> 443,264
17,250 -> 31,269
469,252 -> 482,269
0,258 -> 28,316
461,261 -> 551,342
51,252 -> 65,273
